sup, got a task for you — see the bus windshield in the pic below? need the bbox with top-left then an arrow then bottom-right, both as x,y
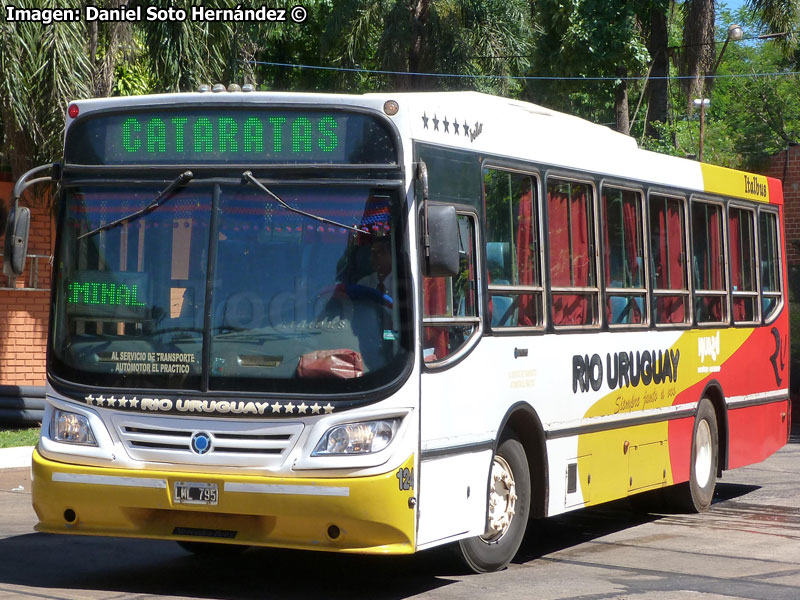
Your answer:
50,181 -> 411,395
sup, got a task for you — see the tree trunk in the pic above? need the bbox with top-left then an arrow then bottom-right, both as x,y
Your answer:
403,0 -> 431,90
615,67 -> 630,135
645,8 -> 669,138
681,0 -> 716,111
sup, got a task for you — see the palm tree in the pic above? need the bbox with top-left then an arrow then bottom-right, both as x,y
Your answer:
321,0 -> 533,94
0,0 -> 92,181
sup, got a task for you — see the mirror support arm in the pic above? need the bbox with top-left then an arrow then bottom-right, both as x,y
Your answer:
4,163 -> 59,277
417,161 -> 430,259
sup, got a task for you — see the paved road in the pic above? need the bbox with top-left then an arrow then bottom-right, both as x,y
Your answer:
1,428 -> 799,600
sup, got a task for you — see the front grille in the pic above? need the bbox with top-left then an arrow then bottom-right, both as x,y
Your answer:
111,413 -> 304,468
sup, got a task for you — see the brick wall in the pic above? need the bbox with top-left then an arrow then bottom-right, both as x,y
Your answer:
759,144 -> 800,268
0,179 -> 52,386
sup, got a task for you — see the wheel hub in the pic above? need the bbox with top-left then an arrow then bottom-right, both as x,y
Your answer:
694,419 -> 713,488
482,454 -> 517,542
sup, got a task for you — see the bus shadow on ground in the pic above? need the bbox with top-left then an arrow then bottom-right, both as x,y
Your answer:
515,482 -> 760,563
0,484 -> 761,599
0,532 -> 462,600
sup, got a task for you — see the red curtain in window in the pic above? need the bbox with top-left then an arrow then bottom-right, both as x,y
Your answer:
729,210 -> 742,289
603,194 -> 612,283
666,201 -> 683,290
516,186 -> 534,326
623,196 -> 639,285
652,199 -> 686,323
653,203 -> 668,289
423,277 -> 448,360
549,186 -> 590,325
548,191 -> 570,286
729,210 -> 745,321
571,190 -> 590,286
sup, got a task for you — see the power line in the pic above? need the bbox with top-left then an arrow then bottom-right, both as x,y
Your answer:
250,60 -> 800,82
466,30 -> 799,59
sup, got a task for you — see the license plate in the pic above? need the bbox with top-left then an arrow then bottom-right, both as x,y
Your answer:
174,481 -> 218,505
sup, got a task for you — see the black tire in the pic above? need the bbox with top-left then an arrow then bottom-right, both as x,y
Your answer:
457,435 -> 531,573
667,398 -> 719,512
176,540 -> 248,556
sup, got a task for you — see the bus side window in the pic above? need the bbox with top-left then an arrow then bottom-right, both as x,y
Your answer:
692,200 -> 728,324
547,178 -> 598,327
729,206 -> 758,324
602,187 -> 646,326
422,213 -> 480,363
649,195 -> 690,325
759,210 -> 782,321
483,168 -> 543,329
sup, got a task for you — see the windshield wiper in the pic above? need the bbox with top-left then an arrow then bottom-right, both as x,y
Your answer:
242,171 -> 372,236
77,171 -> 194,240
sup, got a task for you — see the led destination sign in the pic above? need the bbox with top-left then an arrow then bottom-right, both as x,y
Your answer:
65,271 -> 149,320
65,108 -> 397,166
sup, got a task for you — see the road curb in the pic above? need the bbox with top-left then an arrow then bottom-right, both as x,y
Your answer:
0,446 -> 33,469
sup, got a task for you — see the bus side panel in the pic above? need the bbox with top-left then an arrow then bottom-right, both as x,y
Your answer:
727,400 -> 789,470
416,451 -> 493,548
667,415 -> 694,486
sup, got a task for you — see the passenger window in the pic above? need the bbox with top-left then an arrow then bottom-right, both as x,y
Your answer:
759,211 -> 782,321
423,213 -> 481,363
729,206 -> 758,323
602,187 -> 646,326
649,195 -> 690,325
692,201 -> 727,324
547,179 -> 598,327
483,168 -> 543,329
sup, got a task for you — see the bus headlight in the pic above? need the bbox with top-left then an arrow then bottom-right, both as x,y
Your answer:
312,419 -> 399,455
52,409 -> 97,446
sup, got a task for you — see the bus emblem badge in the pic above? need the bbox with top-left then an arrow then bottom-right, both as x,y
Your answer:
190,432 -> 212,455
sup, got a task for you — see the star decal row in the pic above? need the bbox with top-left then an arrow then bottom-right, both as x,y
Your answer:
421,112 -> 483,141
86,394 -> 140,408
84,394 -> 335,415
269,401 -> 334,415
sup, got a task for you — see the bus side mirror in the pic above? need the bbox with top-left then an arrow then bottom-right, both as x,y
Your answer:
2,162 -> 59,277
3,205 -> 30,277
423,204 -> 459,278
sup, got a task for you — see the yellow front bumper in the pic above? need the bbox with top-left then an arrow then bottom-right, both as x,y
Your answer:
32,449 -> 416,554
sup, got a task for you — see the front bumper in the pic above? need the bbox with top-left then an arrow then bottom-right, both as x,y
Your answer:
32,448 -> 416,554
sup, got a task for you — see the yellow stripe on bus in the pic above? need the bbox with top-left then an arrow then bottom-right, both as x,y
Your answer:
576,327 -> 754,506
700,163 -> 770,203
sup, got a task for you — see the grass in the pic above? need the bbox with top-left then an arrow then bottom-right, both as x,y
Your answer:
0,427 -> 40,449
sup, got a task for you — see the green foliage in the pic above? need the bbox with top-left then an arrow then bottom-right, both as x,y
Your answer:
113,60 -> 153,97
0,0 -> 92,178
318,0 -> 534,94
700,4 -> 800,168
0,0 -> 798,174
527,0 -> 650,125
0,427 -> 39,449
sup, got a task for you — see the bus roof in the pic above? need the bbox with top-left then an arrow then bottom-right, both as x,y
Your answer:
66,90 -> 781,205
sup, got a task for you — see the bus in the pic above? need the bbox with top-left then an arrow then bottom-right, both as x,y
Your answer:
5,90 -> 789,573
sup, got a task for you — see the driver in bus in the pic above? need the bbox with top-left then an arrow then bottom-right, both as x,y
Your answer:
357,234 -> 393,306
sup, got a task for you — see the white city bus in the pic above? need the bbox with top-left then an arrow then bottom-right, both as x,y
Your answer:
5,90 -> 789,572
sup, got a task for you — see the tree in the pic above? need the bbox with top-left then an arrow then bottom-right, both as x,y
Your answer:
641,0 -> 673,139
0,0 -> 92,181
702,5 -> 800,167
528,0 -> 651,134
320,0 -> 534,95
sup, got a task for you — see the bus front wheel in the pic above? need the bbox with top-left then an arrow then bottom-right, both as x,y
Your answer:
457,435 -> 531,573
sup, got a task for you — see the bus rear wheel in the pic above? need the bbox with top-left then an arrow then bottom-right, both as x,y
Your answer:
457,435 -> 530,573
670,398 -> 719,512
